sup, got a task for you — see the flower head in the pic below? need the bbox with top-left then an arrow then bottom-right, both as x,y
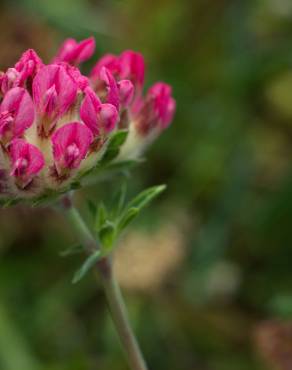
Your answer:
0,37 -> 175,203
9,138 -> 45,188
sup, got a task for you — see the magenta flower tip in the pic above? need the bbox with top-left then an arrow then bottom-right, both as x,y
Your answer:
80,86 -> 118,135
0,87 -> 34,141
52,122 -> 93,170
53,37 -> 96,66
9,139 -> 44,179
118,80 -> 134,107
148,82 -> 176,128
91,50 -> 145,89
33,64 -> 77,121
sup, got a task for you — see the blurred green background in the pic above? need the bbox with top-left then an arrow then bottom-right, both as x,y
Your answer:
1,0 -> 292,369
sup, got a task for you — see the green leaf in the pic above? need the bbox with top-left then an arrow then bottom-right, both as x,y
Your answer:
70,181 -> 81,190
128,184 -> 167,211
100,130 -> 129,164
2,199 -> 19,208
60,244 -> 83,257
108,129 -> 129,149
98,221 -> 116,250
115,185 -> 166,236
117,207 -> 139,234
72,250 -> 101,284
103,158 -> 142,172
111,182 -> 127,218
87,200 -> 97,218
96,203 -> 107,231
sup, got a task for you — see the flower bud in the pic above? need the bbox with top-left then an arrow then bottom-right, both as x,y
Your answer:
33,64 -> 77,135
91,50 -> 145,90
147,82 -> 176,129
9,138 -> 44,188
0,68 -> 19,95
91,54 -> 120,77
118,80 -> 134,107
119,50 -> 145,88
80,87 -> 118,136
15,49 -> 43,85
0,87 -> 35,143
96,67 -> 120,110
53,37 -> 96,66
118,83 -> 175,159
52,122 -> 93,172
64,64 -> 89,91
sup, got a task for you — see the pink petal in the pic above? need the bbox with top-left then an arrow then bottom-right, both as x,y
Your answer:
15,49 -> 43,85
0,87 -> 35,137
53,37 -> 95,65
80,87 -> 118,135
52,122 -> 93,169
80,87 -> 102,135
74,37 -> 96,63
15,49 -> 43,74
0,68 -> 20,94
9,138 -> 44,177
91,50 -> 145,89
161,97 -> 176,129
32,64 -> 77,118
90,54 -> 120,79
148,82 -> 176,128
0,49 -> 43,94
99,67 -> 119,110
119,50 -> 145,87
53,38 -> 77,63
118,79 -> 134,107
98,103 -> 119,133
63,64 -> 89,91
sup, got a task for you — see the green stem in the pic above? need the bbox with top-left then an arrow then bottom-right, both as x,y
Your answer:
100,269 -> 148,370
60,195 -> 148,370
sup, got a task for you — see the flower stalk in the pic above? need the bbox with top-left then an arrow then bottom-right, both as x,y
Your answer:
60,194 -> 148,370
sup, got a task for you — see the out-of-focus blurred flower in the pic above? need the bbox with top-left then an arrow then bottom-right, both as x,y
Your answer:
0,37 -> 175,202
254,320 -> 292,370
114,221 -> 186,293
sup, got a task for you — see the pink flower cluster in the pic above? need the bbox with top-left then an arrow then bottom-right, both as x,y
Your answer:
0,37 -> 175,200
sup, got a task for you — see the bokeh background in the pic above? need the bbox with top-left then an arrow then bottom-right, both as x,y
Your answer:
1,0 -> 292,369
